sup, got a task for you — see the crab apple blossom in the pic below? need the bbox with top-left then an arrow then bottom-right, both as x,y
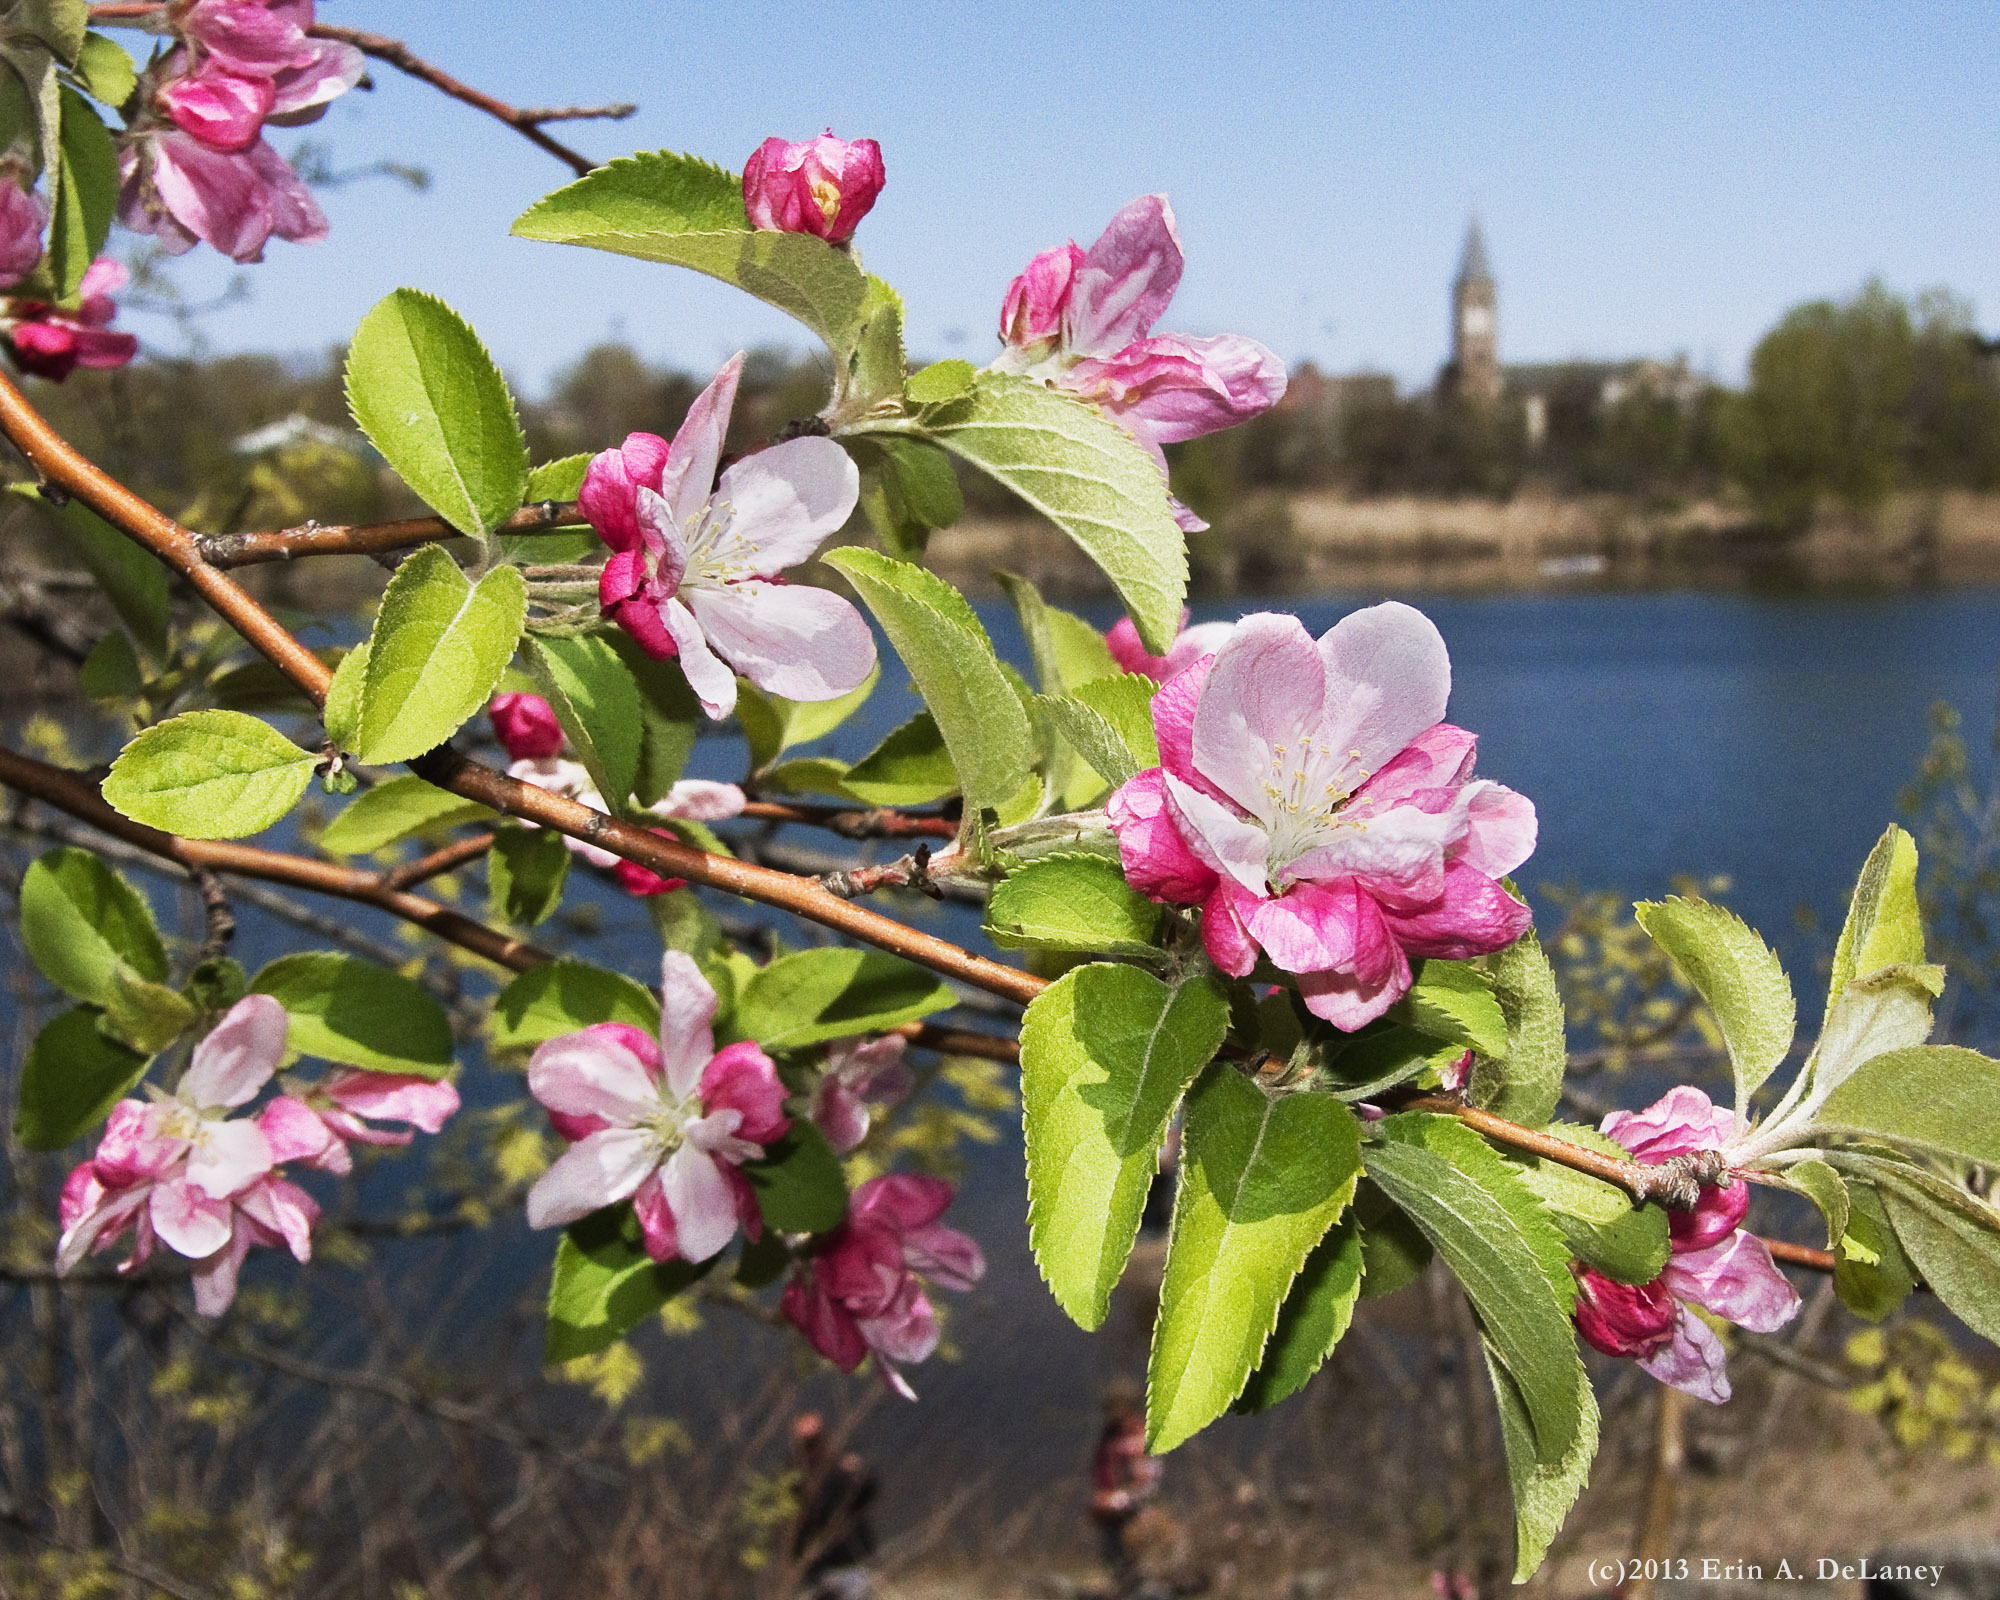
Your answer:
258,1071 -> 461,1177
5,259 -> 139,381
991,194 -> 1287,531
118,128 -> 328,263
1106,602 -> 1537,1029
54,994 -> 319,1314
1106,609 -> 1234,682
580,352 -> 877,719
1572,1086 -> 1802,1403
525,951 -> 788,1264
781,1173 -> 985,1398
809,1034 -> 915,1155
489,691 -> 566,761
0,181 -> 45,286
742,132 -> 885,245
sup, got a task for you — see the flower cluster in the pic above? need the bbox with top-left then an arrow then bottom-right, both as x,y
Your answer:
991,194 -> 1287,531
743,133 -> 884,244
118,0 -> 362,262
1107,602 -> 1537,1029
57,995 -> 458,1314
782,1173 -> 984,1398
525,953 -> 788,1264
578,353 -> 878,720
808,1033 -> 914,1155
0,181 -> 137,380
1572,1087 -> 1801,1403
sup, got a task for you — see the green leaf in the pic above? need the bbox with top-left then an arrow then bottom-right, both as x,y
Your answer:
760,755 -> 859,801
250,952 -> 452,1077
1824,824 -> 1925,1034
98,963 -> 196,1055
72,31 -> 132,107
1507,1124 -> 1671,1286
1473,929 -> 1564,1128
729,947 -> 953,1051
322,637 -> 367,747
600,635 -> 702,805
1875,1171 -> 2000,1344
739,1122 -> 848,1234
1777,1156 -> 1850,1251
491,959 -> 659,1052
15,1 -> 88,62
1234,1216 -> 1365,1414
14,485 -> 169,663
848,435 -> 962,561
1818,1044 -> 2000,1169
1147,1069 -> 1363,1450
487,823 -> 570,927
1354,1178 -> 1432,1297
546,1205 -> 712,1362
824,548 -> 1034,814
1806,963 -> 1942,1107
1314,1024 -> 1447,1103
1021,966 -> 1229,1330
103,710 -> 320,839
524,453 -> 591,502
345,289 -> 528,537
1365,1113 -> 1581,1462
838,711 -> 960,805
354,546 -> 526,764
918,371 -> 1186,654
19,846 -> 165,1004
1400,959 -> 1509,1060
13,1005 -> 147,1150
1834,1181 -> 1916,1321
0,37 -> 59,204
79,629 -> 141,701
1484,1336 -> 1599,1582
319,774 -> 493,857
987,853 -> 1163,958
42,85 -> 111,298
1636,896 -> 1795,1107
523,633 -> 640,809
512,151 -> 874,353
904,359 -> 976,405
734,662 -> 880,773
1036,674 -> 1160,790
843,274 -> 907,414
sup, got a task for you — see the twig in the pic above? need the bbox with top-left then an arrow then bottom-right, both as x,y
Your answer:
189,865 -> 234,959
739,799 -> 959,841
194,502 -> 586,569
379,831 -> 496,892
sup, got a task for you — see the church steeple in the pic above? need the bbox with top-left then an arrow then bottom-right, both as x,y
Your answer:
1446,216 -> 1502,404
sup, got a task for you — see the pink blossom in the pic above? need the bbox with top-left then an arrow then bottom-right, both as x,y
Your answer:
507,752 -> 744,877
991,195 -> 1286,532
175,2 -> 362,121
781,1173 -> 985,1398
611,832 -> 688,898
489,692 -> 565,761
118,129 -> 327,263
581,353 -> 876,719
259,1070 -> 460,1177
54,994 -> 319,1314
809,1034 -> 915,1155
1105,604 -> 1536,1030
0,182 -> 46,287
161,54 -> 276,151
742,133 -> 885,244
1574,1086 -> 1802,1403
525,951 -> 789,1263
1106,609 -> 1234,682
5,259 -> 139,381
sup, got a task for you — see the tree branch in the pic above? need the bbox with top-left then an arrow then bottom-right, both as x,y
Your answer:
193,501 -> 586,569
738,799 -> 959,841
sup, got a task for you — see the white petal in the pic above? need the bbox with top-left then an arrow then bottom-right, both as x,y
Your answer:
659,1144 -> 740,1263
1190,613 -> 1328,820
1316,602 -> 1452,778
663,598 -> 737,719
657,950 -> 719,1102
182,993 -> 288,1108
685,581 -> 877,704
527,1032 -> 658,1124
150,1179 -> 234,1259
663,353 -> 742,530
652,779 -> 746,822
525,1128 -> 658,1229
1164,771 -> 1269,895
186,1118 -> 272,1200
712,437 -> 860,576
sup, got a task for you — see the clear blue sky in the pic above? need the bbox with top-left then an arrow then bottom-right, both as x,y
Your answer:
134,1 -> 2000,398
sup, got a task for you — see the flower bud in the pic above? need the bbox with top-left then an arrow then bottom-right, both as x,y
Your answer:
613,838 -> 688,898
0,180 -> 46,288
488,692 -> 564,761
999,241 -> 1082,351
742,133 -> 884,244
1572,1268 -> 1677,1359
1670,1172 -> 1750,1253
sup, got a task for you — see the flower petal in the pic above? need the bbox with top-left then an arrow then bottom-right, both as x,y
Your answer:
150,1178 -> 235,1259
257,1096 -> 343,1170
1460,780 -> 1538,880
237,1176 -> 319,1262
1190,612 -> 1328,821
186,1118 -> 273,1200
1067,194 -> 1183,356
324,1071 -> 460,1134
712,437 -> 859,576
1201,880 -> 1262,976
183,993 -> 288,1108
525,1127 -> 659,1230
658,1144 -> 741,1263
902,1223 -> 985,1291
652,779 -> 746,822
684,580 -> 876,705
784,1269 -> 868,1371
657,950 -> 720,1101
664,354 -> 743,531
1663,1232 -> 1801,1334
1108,767 -> 1218,905
853,1172 -> 955,1232
1164,771 -> 1269,895
1316,602 -> 1453,781
1070,331 -> 1286,447
527,1027 -> 660,1125
189,1226 -> 254,1316
1636,1306 -> 1733,1404
1376,861 -> 1532,960
1601,1085 -> 1733,1163
699,1040 -> 789,1148
662,597 -> 737,719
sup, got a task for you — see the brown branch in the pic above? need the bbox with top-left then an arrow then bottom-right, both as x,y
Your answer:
189,864 -> 235,959
893,1020 -> 1024,1063
378,831 -> 496,892
1763,1237 -> 1838,1274
194,502 -> 586,569
739,799 -> 959,841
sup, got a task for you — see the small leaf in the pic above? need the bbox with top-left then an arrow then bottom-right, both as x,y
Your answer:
728,947 -> 952,1051
1777,1156 -> 1851,1251
1818,1044 -> 2000,1170
78,630 -> 141,701
1875,1171 -> 2000,1345
43,85 -> 113,299
1147,1069 -> 1363,1450
1036,674 -> 1160,790
848,435 -> 962,561
739,1122 -> 848,1234
73,32 -> 134,108
491,959 -> 659,1052
918,371 -> 1186,654
1824,824 -> 1925,1034
345,289 -> 528,536
14,1006 -> 148,1150
103,710 -> 319,839
322,637 -> 368,747
1234,1216 -> 1365,1414
1484,1337 -> 1599,1582
1636,896 -> 1795,1107
354,546 -> 526,764
1354,1178 -> 1432,1298
844,274 -> 907,414
734,662 -> 880,773
524,633 -> 641,810
1473,929 -> 1564,1127
98,963 -> 196,1055
19,846 -> 165,1004
1399,959 -> 1509,1060
1021,966 -> 1229,1329
1834,1181 -> 1917,1321
319,775 -> 494,857
524,453 -> 591,502
824,549 -> 1034,815
987,853 -> 1163,958
547,1206 -> 712,1362
904,359 -> 976,405
487,823 -> 570,926
251,952 -> 452,1077
840,711 -> 959,805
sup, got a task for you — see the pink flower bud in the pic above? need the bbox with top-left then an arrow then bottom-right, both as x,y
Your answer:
0,181 -> 46,287
1000,241 -> 1084,351
1572,1269 -> 1677,1359
613,837 -> 688,898
488,692 -> 564,761
742,133 -> 884,245
160,55 -> 277,152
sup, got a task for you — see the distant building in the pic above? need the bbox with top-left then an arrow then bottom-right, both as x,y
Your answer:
1280,362 -> 1398,421
1439,219 -> 1502,405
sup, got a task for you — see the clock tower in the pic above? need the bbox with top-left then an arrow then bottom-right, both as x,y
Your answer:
1446,218 -> 1502,404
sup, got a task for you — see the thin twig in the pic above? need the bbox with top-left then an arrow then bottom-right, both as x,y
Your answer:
194,501 -> 585,569
189,865 -> 235,960
379,831 -> 496,892
739,799 -> 959,841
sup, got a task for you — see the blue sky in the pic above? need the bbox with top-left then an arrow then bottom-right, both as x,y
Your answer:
130,1 -> 2000,397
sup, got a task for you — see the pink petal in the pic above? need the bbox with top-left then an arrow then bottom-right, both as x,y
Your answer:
1191,612 -> 1329,819
1200,879 -> 1262,977
78,258 -> 128,301
1284,798 -> 1468,902
1601,1085 -> 1734,1163
268,39 -> 364,118
663,354 -> 743,532
633,487 -> 690,594
1000,241 -> 1084,349
1107,767 -> 1218,905
1662,1232 -> 1801,1334
699,1041 -> 790,1148
184,993 -> 288,1108
1636,1306 -> 1733,1404
526,1127 -> 659,1230
684,581 -> 877,705
147,131 -> 274,262
1246,881 -> 1364,973
57,1173 -> 151,1274
185,1118 -> 273,1200
1316,602 -> 1453,784
325,1071 -> 460,1134
853,1172 -> 954,1233
93,1100 -> 186,1187
858,1275 -> 940,1365
602,554 -> 682,661
66,327 -> 138,371
1672,1175 -> 1749,1252
489,692 -> 565,761
653,779 -> 746,822
1069,332 -> 1286,447
1164,621 -> 1234,680
784,1269 -> 869,1371
1459,781 -> 1538,880
0,181 -> 46,287
1573,1268 -> 1678,1358
656,950 -> 720,1102
813,1078 -> 872,1155
184,0 -> 309,75
236,1175 -> 318,1261
527,1027 -> 660,1125
243,137 -> 326,246
257,1096 -> 343,1169
713,437 -> 860,575
1067,194 -> 1183,356
1377,862 -> 1532,960
662,598 -> 737,719
1295,923 -> 1415,1031
631,1170 -> 679,1262
1356,724 -> 1478,808
161,61 -> 275,152
579,433 -> 669,554
658,1143 -> 740,1263
1164,771 -> 1269,895
1149,652 -> 1212,789
151,1177 -> 235,1259
902,1222 -> 985,1291
188,1226 -> 254,1316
